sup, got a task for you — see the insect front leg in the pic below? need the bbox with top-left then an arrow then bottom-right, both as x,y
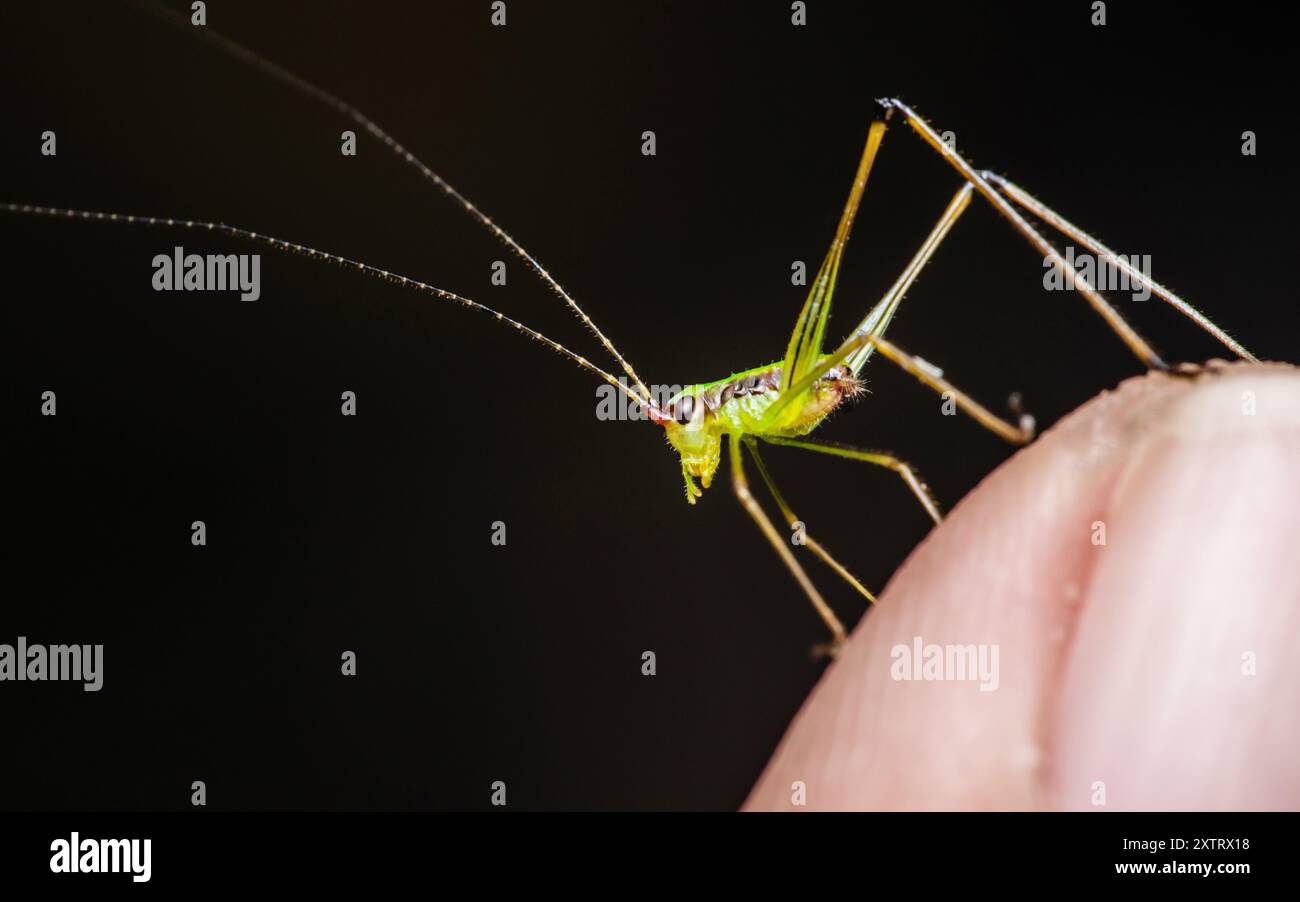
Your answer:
728,434 -> 847,657
744,437 -> 877,604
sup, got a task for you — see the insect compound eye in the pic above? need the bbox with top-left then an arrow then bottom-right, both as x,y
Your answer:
674,394 -> 696,425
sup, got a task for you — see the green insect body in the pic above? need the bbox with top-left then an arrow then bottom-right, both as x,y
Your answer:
659,362 -> 866,502
3,6 -> 1254,653
654,128 -> 904,505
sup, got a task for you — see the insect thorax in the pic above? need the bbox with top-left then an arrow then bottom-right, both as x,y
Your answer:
660,364 -> 863,502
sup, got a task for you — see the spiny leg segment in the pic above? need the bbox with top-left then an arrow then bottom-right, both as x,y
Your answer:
728,434 -> 848,654
979,170 -> 1256,362
734,432 -> 945,652
877,98 -> 1169,371
861,335 -> 1036,444
743,437 -> 878,604
843,182 -> 974,373
761,436 -> 943,526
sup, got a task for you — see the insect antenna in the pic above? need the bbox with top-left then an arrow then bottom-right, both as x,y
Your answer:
128,0 -> 656,405
2,202 -> 650,409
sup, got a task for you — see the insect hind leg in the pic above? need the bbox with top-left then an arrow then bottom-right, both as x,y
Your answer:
978,170 -> 1256,362
877,98 -> 1168,372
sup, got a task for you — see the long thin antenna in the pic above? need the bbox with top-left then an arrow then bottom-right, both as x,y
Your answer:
129,0 -> 655,404
3,202 -> 650,408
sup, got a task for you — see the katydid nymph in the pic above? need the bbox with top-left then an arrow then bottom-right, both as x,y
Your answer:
3,14 -> 1256,659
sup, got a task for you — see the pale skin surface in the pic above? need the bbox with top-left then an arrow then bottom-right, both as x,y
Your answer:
745,362 -> 1300,811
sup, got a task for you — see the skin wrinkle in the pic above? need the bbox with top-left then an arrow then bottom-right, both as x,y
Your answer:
744,362 -> 1300,811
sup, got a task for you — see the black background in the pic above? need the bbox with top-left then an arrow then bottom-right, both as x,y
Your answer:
2,1 -> 1294,810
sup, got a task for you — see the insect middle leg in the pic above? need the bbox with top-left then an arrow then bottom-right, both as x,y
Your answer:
728,433 -> 847,655
743,436 -> 878,603
761,436 -> 942,525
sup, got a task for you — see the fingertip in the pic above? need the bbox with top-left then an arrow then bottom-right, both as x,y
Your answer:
745,362 -> 1300,811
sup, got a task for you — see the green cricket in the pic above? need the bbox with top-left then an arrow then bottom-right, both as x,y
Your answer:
4,12 -> 1255,657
